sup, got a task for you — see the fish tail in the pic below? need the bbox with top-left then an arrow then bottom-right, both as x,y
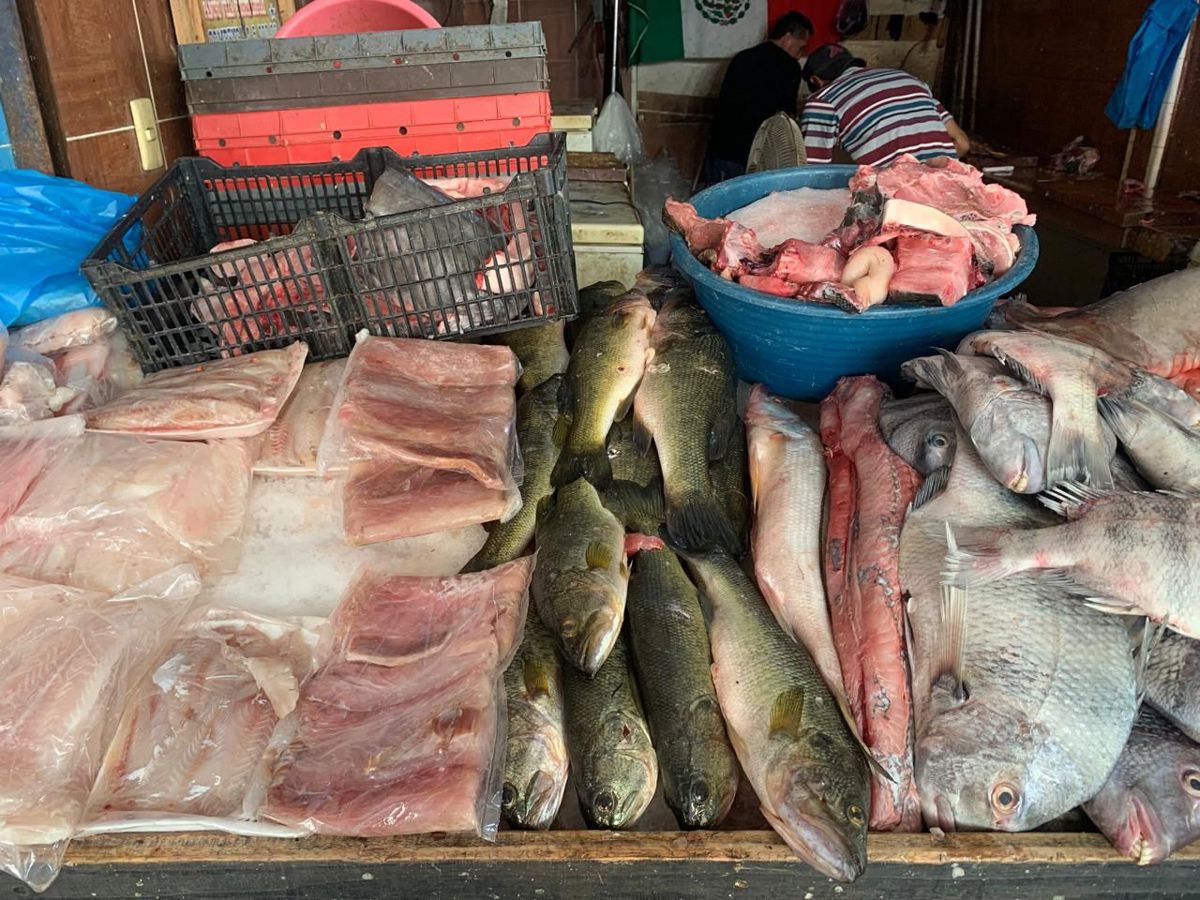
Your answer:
940,526 -> 1028,588
1045,405 -> 1114,490
666,489 -> 740,555
551,443 -> 612,490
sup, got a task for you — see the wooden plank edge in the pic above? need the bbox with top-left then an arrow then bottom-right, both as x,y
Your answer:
62,831 -> 1200,868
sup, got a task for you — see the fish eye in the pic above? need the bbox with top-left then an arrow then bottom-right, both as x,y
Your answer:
990,782 -> 1021,814
690,780 -> 710,805
846,804 -> 866,827
1182,769 -> 1200,797
501,782 -> 516,808
930,434 -> 948,448
594,790 -> 617,813
560,617 -> 578,638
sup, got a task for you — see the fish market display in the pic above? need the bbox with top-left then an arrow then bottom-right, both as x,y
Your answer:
501,614 -> 568,830
532,477 -> 628,676
85,609 -> 321,835
464,376 -> 563,573
85,343 -> 308,439
745,386 -> 843,700
0,434 -> 253,593
1099,395 -> 1200,491
1144,630 -> 1200,743
902,440 -> 1138,832
253,359 -> 345,476
1083,707 -> 1200,865
320,334 -> 520,542
495,321 -> 570,394
688,551 -> 869,882
633,301 -> 738,553
563,631 -> 657,829
260,557 -> 532,836
820,376 -> 922,832
0,568 -> 200,890
877,392 -> 957,476
945,487 -> 1200,638
626,546 -> 739,829
552,293 -> 656,489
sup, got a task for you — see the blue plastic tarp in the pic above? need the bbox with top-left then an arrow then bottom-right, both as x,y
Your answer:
0,169 -> 135,328
1106,0 -> 1199,130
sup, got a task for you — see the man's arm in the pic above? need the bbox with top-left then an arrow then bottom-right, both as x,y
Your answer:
800,99 -> 839,164
935,99 -> 971,157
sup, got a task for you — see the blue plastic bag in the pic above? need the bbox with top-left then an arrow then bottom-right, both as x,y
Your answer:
0,169 -> 135,328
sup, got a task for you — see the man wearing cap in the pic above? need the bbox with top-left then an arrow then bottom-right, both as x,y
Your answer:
799,44 -> 970,165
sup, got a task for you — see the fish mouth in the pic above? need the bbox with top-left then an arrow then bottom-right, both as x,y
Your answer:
572,607 -> 621,676
1120,795 -> 1167,866
921,793 -> 958,833
764,800 -> 866,883
517,769 -> 566,830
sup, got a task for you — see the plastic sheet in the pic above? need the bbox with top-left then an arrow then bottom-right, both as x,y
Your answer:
84,342 -> 308,439
82,609 -> 322,838
0,346 -> 81,426
259,556 -> 533,838
0,415 -> 85,528
11,308 -> 118,356
0,170 -> 135,328
252,359 -> 345,476
0,566 -> 200,892
593,93 -> 645,165
0,435 -> 253,593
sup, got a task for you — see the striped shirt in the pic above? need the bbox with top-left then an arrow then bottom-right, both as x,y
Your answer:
800,67 -> 957,166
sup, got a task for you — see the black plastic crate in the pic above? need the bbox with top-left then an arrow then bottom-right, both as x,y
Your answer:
82,133 -> 577,372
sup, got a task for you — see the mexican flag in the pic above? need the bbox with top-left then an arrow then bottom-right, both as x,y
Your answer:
630,0 -> 769,63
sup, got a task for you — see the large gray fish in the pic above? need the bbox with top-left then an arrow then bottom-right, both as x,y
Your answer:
634,301 -> 739,554
606,418 -> 662,487
901,439 -> 1137,832
553,294 -> 656,489
566,280 -> 630,350
1142,630 -> 1200,743
687,551 -> 869,882
626,546 -> 739,828
944,487 -> 1200,639
464,376 -> 563,573
495,321 -> 570,394
563,630 -> 658,829
878,392 -> 958,476
1084,707 -> 1200,865
502,614 -> 569,829
532,477 -> 630,675
1099,396 -> 1200,492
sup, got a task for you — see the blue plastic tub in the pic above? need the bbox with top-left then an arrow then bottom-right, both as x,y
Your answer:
670,166 -> 1039,400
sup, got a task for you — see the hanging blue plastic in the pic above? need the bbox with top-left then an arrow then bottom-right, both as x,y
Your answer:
1105,0 -> 1199,130
0,169 -> 135,328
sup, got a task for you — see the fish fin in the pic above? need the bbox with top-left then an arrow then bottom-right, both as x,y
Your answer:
707,402 -> 739,463
551,414 -> 571,449
535,492 -> 557,523
1080,594 -> 1141,617
632,413 -> 655,455
990,347 -> 1049,396
1039,480 -> 1112,519
602,479 -> 667,532
666,490 -> 740,555
769,688 -> 806,739
585,540 -> 615,571
614,388 -> 637,423
618,556 -> 631,579
934,524 -> 969,702
910,465 -> 952,512
1044,409 -> 1114,490
522,658 -> 552,699
1132,618 -> 1162,704
557,374 -> 576,419
551,445 -> 613,489
941,525 -> 1021,589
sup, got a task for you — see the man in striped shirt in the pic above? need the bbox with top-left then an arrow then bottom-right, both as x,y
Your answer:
799,43 -> 970,166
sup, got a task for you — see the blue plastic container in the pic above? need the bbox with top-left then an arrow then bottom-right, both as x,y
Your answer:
670,166 -> 1039,400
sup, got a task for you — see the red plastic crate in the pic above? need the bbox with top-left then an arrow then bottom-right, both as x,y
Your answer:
193,92 -> 552,165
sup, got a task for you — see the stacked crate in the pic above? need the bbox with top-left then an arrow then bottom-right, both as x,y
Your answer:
179,24 -> 552,166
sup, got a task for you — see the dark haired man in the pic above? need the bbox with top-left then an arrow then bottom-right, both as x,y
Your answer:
703,12 -> 814,183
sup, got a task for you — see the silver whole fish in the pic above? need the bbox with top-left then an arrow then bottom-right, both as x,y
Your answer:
878,392 -> 958,476
1099,396 -> 1200,492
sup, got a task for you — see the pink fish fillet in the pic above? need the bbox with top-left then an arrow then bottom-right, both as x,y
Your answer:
253,359 -> 345,476
0,417 -> 84,527
819,376 -> 922,832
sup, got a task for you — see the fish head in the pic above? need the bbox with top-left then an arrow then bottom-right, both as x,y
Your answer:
761,748 -> 868,882
918,425 -> 957,474
502,764 -> 567,831
969,392 -> 1049,493
545,570 -> 625,676
664,698 -> 740,829
579,712 -> 657,829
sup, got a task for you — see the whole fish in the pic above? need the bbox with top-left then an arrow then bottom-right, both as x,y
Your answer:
1004,269 -> 1200,380
878,392 -> 957,476
687,551 -> 869,882
965,331 -> 1118,488
606,418 -> 662,487
563,630 -> 658,829
901,439 -> 1138,831
710,418 -> 750,553
819,376 -> 922,832
1084,707 -> 1200,865
532,477 -> 629,675
1112,368 -> 1200,429
634,301 -> 739,553
566,281 -> 629,350
1145,630 -> 1200,743
1098,396 -> 1200,492
745,385 -> 844,700
463,376 -> 563,573
626,546 -> 739,828
944,488 -> 1200,638
502,614 -> 569,829
553,295 -> 656,489
495,322 -> 570,394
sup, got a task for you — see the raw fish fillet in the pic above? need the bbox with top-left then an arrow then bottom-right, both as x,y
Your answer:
0,348 -> 80,426
0,568 -> 199,891
253,359 -> 345,476
886,232 -> 978,306
727,187 -> 853,247
11,308 -> 118,355
47,331 -> 144,415
820,376 -> 922,832
85,342 -> 307,439
84,609 -> 320,834
0,435 -> 253,592
260,557 -> 533,836
0,416 -> 84,527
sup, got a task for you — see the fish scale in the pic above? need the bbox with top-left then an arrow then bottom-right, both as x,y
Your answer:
1145,630 -> 1200,743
